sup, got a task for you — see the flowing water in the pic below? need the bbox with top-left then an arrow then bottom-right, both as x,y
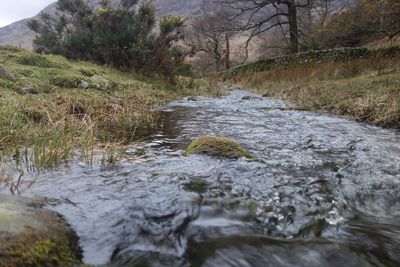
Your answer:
3,89 -> 400,266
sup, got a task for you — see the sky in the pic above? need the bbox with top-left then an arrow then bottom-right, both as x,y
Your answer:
0,0 -> 55,27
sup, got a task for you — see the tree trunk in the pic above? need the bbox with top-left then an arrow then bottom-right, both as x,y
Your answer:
225,32 -> 231,69
287,0 -> 299,53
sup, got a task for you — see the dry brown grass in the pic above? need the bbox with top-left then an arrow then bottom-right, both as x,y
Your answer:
232,56 -> 400,128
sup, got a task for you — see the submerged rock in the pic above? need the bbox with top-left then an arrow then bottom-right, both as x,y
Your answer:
0,196 -> 82,266
241,95 -> 263,101
187,96 -> 199,101
185,136 -> 254,159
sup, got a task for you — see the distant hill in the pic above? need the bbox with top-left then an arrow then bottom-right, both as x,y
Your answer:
0,0 -> 202,51
0,3 -> 57,50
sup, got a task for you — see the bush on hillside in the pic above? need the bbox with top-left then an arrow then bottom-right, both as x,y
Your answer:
28,0 -> 188,80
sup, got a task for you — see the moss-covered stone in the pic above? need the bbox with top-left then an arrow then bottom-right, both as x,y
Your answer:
185,136 -> 255,159
0,196 -> 82,267
0,229 -> 80,267
89,75 -> 112,90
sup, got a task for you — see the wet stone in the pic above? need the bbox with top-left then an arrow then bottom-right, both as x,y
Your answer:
0,196 -> 82,266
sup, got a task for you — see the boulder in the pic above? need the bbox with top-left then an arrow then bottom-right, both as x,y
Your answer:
187,96 -> 198,101
184,136 -> 255,159
90,75 -> 111,90
79,80 -> 90,89
0,196 -> 82,266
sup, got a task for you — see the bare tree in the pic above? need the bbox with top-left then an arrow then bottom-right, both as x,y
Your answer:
187,6 -> 231,71
373,0 -> 400,41
217,0 -> 343,53
297,0 -> 348,44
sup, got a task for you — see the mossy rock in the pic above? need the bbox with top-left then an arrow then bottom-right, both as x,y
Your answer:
185,136 -> 255,159
89,75 -> 112,90
0,229 -> 80,267
0,196 -> 82,267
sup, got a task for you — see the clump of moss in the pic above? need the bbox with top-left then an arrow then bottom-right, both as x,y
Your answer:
185,136 -> 254,159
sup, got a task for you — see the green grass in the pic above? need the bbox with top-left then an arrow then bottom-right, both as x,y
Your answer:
0,46 -> 218,168
231,52 -> 400,128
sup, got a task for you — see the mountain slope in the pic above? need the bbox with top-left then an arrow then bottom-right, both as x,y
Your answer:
0,3 -> 57,50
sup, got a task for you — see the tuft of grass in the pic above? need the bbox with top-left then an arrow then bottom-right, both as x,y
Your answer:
16,53 -> 69,69
185,136 -> 255,159
77,67 -> 100,77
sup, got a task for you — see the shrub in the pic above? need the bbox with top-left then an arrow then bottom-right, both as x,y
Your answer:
28,0 -> 188,80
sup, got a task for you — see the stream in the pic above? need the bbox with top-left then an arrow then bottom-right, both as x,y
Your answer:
3,89 -> 400,266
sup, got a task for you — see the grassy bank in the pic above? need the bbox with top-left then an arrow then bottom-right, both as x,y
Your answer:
230,48 -> 400,128
0,46 -> 219,168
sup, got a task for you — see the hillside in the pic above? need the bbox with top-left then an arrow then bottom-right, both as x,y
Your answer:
0,46 -> 213,167
0,0 -> 202,51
